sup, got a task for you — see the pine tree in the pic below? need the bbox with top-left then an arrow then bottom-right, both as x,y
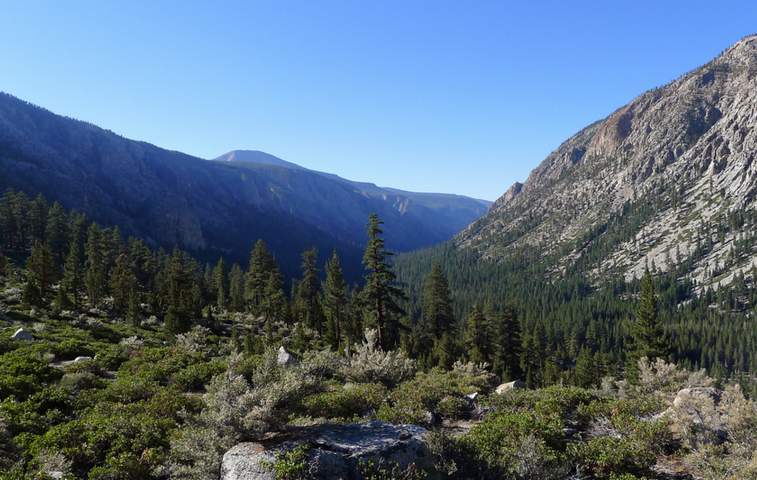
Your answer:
44,202 -> 69,268
127,287 -> 141,326
521,322 -> 546,388
463,305 -> 490,364
245,240 -> 275,313
418,264 -> 455,363
109,254 -> 137,314
62,215 -> 86,309
323,250 -> 348,352
361,214 -> 406,350
627,269 -> 670,382
27,194 -> 48,244
25,241 -> 55,304
433,331 -> 458,369
574,347 -> 595,388
296,247 -> 323,333
84,224 -> 106,306
52,285 -> 72,315
228,264 -> 245,312
262,266 -> 287,327
492,307 -> 523,381
344,289 -> 364,355
164,249 -> 196,334
213,257 -> 226,311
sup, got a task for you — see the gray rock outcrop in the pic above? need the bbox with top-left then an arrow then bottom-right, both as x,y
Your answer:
11,328 -> 32,341
495,380 -> 525,394
667,386 -> 728,446
276,346 -> 297,366
221,421 -> 430,480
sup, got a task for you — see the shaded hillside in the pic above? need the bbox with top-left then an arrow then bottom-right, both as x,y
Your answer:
0,94 -> 487,278
214,150 -> 491,252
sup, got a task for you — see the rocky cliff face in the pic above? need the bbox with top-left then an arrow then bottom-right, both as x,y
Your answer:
459,35 -> 757,289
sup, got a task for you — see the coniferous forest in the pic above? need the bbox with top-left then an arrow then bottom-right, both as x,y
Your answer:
1,188 -> 756,479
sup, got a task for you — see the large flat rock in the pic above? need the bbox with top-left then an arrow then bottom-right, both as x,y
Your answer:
221,421 -> 430,480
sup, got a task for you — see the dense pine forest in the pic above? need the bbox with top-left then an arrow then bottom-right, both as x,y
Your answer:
1,188 -> 757,479
395,200 -> 757,394
2,188 -> 756,393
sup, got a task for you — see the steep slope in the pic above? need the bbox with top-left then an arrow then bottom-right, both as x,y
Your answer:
0,93 -> 365,278
0,94 -> 488,278
459,35 -> 757,290
214,150 -> 491,246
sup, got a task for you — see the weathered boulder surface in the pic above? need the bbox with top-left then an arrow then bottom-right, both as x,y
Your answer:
221,421 -> 430,480
666,386 -> 728,446
276,346 -> 297,366
222,443 -> 276,480
11,328 -> 33,341
672,387 -> 721,409
495,380 -> 524,394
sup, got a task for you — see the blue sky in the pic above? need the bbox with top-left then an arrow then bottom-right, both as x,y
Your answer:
1,1 -> 756,200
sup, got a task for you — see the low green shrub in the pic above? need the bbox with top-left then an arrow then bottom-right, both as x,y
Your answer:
300,383 -> 387,419
50,339 -> 95,361
377,367 -> 485,425
436,396 -> 470,420
170,359 -> 227,392
263,444 -> 311,480
0,348 -> 62,400
570,435 -> 656,478
59,372 -> 105,393
0,387 -> 73,437
461,411 -> 565,479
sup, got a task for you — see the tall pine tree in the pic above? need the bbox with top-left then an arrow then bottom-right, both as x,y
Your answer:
296,247 -> 323,333
323,250 -> 348,351
419,264 -> 455,365
627,269 -> 669,382
361,214 -> 406,350
463,305 -> 490,365
245,240 -> 275,313
213,257 -> 227,311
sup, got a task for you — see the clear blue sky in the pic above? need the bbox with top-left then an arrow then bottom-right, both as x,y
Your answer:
1,1 -> 756,200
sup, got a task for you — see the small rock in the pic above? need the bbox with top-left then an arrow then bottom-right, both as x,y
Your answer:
672,387 -> 720,409
221,443 -> 276,480
495,380 -> 524,394
277,346 -> 297,366
422,410 -> 441,425
562,427 -> 579,437
11,328 -> 33,341
667,386 -> 728,446
73,356 -> 93,363
466,392 -> 479,400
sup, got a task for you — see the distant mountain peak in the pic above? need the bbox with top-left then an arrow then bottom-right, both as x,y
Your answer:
214,150 -> 305,170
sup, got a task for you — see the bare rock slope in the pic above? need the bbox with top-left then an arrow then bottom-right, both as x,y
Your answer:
460,35 -> 757,289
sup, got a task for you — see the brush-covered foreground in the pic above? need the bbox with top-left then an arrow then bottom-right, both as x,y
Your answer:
0,290 -> 756,480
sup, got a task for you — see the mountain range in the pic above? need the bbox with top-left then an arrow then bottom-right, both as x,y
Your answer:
456,34 -> 757,292
0,93 -> 489,277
